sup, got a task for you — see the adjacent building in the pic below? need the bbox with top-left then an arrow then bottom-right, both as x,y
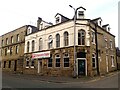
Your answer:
23,10 -> 117,77
1,25 -> 38,73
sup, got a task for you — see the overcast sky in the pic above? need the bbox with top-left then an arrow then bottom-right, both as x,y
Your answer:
0,0 -> 119,46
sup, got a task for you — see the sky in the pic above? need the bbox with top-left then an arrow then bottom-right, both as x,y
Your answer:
0,0 -> 119,47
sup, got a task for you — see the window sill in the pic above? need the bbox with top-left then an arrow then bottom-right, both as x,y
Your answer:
111,65 -> 115,68
25,67 -> 29,68
30,66 -> 35,68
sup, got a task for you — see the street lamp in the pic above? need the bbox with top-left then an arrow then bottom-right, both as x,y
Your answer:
69,5 -> 86,78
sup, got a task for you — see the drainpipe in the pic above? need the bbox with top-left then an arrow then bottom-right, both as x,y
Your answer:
95,23 -> 100,76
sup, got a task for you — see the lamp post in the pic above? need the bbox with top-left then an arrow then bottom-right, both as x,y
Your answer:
69,5 -> 86,78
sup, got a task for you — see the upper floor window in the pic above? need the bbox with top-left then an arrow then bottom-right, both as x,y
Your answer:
16,34 -> 20,42
32,40 -> 35,52
27,26 -> 32,35
11,36 -> 14,44
78,30 -> 85,45
91,32 -> 95,44
16,45 -> 19,54
56,34 -> 60,47
39,38 -> 43,51
27,41 -> 30,53
2,40 -> 4,46
105,39 -> 107,48
48,35 -> 53,49
10,47 -> 13,55
110,40 -> 112,49
64,31 -> 69,46
5,48 -> 7,56
92,54 -> 96,68
56,17 -> 60,24
6,38 -> 8,45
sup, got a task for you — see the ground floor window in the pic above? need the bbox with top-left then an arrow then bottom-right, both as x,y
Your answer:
3,61 -> 6,68
8,61 -> 11,68
48,54 -> 52,67
55,55 -> 60,67
31,59 -> 34,68
92,54 -> 96,68
64,53 -> 69,67
26,58 -> 29,68
111,56 -> 115,67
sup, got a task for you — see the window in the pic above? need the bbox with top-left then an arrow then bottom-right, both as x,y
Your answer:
64,53 -> 69,67
48,54 -> 52,67
32,40 -> 35,52
16,46 -> 19,54
111,56 -> 115,67
27,26 -> 32,35
48,35 -> 53,49
11,36 -> 14,43
78,30 -> 85,45
105,39 -> 107,48
26,58 -> 29,68
55,55 -> 60,67
64,31 -> 69,46
110,40 -> 112,49
92,54 -> 96,68
16,34 -> 20,42
56,17 -> 60,23
27,41 -> 30,53
39,38 -> 43,51
91,32 -> 95,44
3,61 -> 6,68
5,48 -> 7,56
31,59 -> 34,68
10,47 -> 13,55
6,38 -> 8,45
56,34 -> 60,47
8,61 -> 11,68
2,40 -> 4,46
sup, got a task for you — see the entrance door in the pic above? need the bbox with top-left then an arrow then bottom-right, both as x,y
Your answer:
14,60 -> 17,71
38,60 -> 42,73
78,59 -> 86,76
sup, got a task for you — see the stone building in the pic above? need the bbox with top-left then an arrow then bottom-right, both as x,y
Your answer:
116,47 -> 120,70
1,25 -> 38,73
23,10 -> 117,77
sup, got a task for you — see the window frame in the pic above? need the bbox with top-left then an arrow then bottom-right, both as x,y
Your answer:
56,34 -> 60,48
32,40 -> 35,52
63,53 -> 69,68
55,54 -> 60,68
64,31 -> 69,46
78,30 -> 85,45
92,53 -> 96,68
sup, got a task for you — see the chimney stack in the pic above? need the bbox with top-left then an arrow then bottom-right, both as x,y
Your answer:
37,17 -> 42,30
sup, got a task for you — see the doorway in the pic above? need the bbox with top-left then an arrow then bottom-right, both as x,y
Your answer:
14,60 -> 17,71
78,59 -> 86,76
38,60 -> 42,73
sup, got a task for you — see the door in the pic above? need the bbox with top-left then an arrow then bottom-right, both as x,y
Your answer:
14,60 -> 17,71
78,60 -> 86,76
38,60 -> 42,73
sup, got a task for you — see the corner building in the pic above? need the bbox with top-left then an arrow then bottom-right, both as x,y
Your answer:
24,12 -> 117,77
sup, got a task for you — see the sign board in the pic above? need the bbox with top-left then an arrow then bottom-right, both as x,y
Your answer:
32,51 -> 50,59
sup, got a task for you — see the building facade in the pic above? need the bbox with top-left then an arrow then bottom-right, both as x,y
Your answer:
1,25 -> 38,73
23,12 -> 117,77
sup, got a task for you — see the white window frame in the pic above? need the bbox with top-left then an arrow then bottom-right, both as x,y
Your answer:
55,54 -> 60,68
111,55 -> 115,67
63,53 -> 69,68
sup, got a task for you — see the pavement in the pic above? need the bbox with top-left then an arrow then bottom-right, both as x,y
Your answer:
2,70 -> 119,84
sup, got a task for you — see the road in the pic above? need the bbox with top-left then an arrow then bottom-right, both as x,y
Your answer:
2,71 -> 119,89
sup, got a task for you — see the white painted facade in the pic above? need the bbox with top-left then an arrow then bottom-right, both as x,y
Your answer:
24,20 -> 90,53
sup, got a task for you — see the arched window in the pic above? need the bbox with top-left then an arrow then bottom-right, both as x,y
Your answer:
39,38 -> 43,51
48,35 -> 53,49
56,34 -> 60,47
27,41 -> 30,53
32,40 -> 35,52
78,30 -> 85,45
55,54 -> 60,67
64,31 -> 69,46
